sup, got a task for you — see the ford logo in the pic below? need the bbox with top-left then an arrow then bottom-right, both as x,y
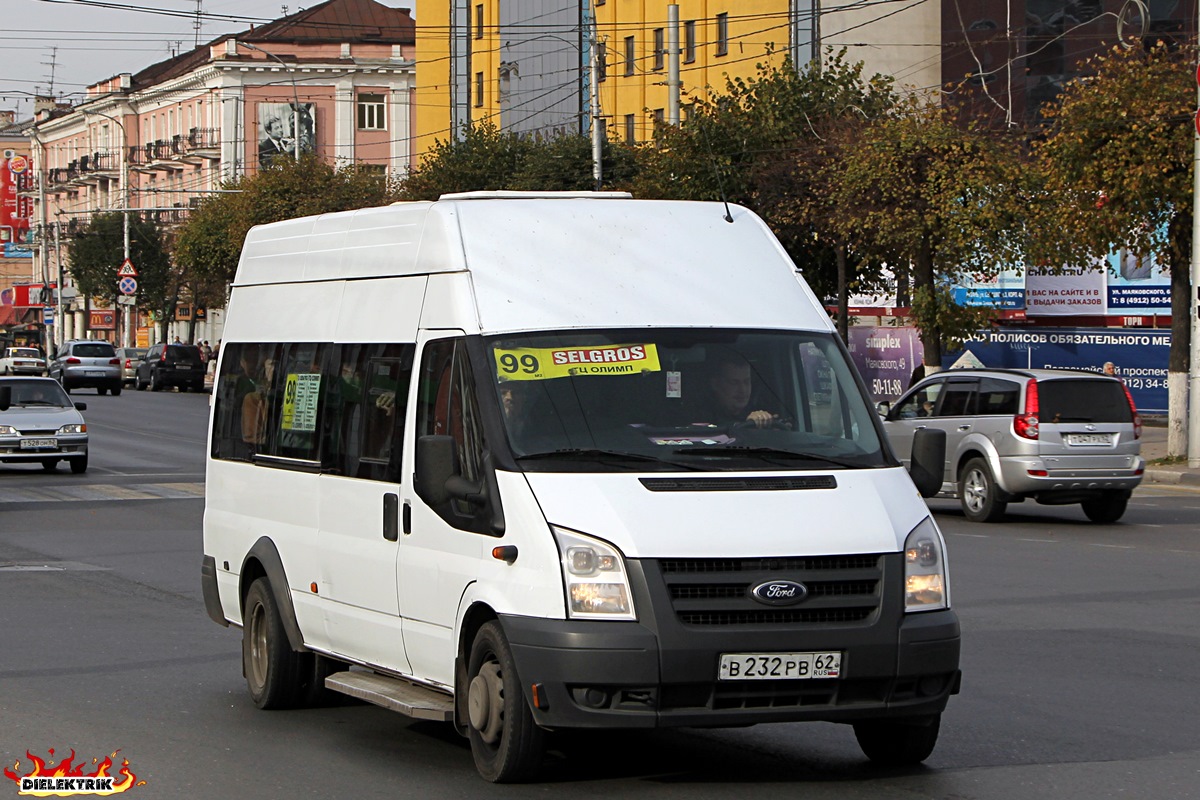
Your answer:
750,580 -> 808,606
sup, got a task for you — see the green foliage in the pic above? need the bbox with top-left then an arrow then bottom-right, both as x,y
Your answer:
175,154 -> 397,289
67,211 -> 172,312
911,283 -> 993,355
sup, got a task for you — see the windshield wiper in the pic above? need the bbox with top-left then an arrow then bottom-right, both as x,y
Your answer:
17,401 -> 57,406
671,446 -> 861,468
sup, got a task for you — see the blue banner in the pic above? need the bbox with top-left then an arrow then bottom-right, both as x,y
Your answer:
946,328 -> 1169,414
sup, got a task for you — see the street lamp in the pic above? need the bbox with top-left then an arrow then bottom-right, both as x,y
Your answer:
238,40 -> 302,161
79,107 -> 132,348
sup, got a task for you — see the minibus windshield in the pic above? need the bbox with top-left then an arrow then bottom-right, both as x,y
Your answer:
484,329 -> 888,472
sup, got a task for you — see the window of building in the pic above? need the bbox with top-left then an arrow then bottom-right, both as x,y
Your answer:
475,4 -> 484,39
475,72 -> 484,107
653,28 -> 665,71
624,113 -> 636,144
357,93 -> 386,130
684,20 -> 696,63
596,40 -> 607,81
716,12 -> 729,57
624,36 -> 636,76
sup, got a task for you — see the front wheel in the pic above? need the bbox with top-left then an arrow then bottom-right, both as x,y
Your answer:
959,457 -> 1006,522
243,578 -> 305,709
853,714 -> 941,766
466,621 -> 545,783
70,453 -> 88,474
1081,492 -> 1130,524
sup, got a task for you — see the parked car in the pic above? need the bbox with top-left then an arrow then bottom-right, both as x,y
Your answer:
880,368 -> 1143,523
116,347 -> 148,386
0,377 -> 89,473
49,340 -> 122,395
0,347 -> 47,376
135,343 -> 206,392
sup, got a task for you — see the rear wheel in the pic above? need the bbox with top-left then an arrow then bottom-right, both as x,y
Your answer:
854,714 -> 941,766
243,578 -> 305,709
1081,492 -> 1130,524
959,457 -> 1006,523
70,453 -> 88,474
150,371 -> 163,392
466,621 -> 545,783
111,385 -> 122,397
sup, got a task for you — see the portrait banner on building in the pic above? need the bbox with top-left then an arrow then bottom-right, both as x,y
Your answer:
257,102 -> 316,168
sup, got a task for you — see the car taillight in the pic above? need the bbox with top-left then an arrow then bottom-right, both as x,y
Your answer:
108,357 -> 120,365
1014,378 -> 1039,440
1121,382 -> 1142,439
124,358 -> 132,368
161,350 -> 168,361
65,357 -> 81,365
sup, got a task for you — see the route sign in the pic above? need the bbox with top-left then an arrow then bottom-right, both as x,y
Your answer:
118,258 -> 138,277
118,276 -> 138,296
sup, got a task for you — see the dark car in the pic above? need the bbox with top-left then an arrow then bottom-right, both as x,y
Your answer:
136,343 -> 207,392
49,340 -> 122,395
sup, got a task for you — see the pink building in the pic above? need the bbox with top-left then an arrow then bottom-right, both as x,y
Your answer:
28,0 -> 415,345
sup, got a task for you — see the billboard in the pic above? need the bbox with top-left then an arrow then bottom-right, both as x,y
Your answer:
1,151 -> 33,259
257,102 -> 316,168
845,326 -> 923,402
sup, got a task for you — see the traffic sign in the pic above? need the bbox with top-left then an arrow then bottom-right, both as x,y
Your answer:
118,276 -> 138,295
118,258 -> 138,277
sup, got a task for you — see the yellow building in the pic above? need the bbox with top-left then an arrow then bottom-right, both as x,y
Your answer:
414,2 -> 803,160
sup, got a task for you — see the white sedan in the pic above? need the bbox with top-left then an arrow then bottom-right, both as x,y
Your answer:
0,347 -> 47,376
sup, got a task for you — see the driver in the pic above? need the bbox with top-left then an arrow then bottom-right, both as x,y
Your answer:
702,351 -> 780,429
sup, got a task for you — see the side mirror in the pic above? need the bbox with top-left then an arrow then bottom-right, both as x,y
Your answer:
0,386 -> 10,412
876,400 -> 891,418
909,427 -> 946,499
75,402 -> 87,411
415,435 -> 456,507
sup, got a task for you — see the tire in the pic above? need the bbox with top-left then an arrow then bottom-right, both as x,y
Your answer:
466,621 -> 545,783
41,459 -> 58,472
1081,492 -> 1130,524
98,387 -> 108,396
243,578 -> 305,710
150,371 -> 163,392
70,453 -> 88,474
854,714 -> 941,767
192,382 -> 205,393
136,374 -> 146,391
959,457 -> 1006,522
111,385 -> 122,397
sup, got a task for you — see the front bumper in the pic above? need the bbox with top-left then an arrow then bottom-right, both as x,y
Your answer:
0,435 -> 87,461
500,555 -> 960,730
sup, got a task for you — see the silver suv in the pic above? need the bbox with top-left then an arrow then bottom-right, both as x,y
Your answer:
881,368 -> 1143,523
49,340 -> 123,396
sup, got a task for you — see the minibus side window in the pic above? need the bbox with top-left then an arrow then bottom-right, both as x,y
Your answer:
268,342 -> 328,462
211,342 -> 283,461
415,338 -> 490,532
323,343 -> 414,481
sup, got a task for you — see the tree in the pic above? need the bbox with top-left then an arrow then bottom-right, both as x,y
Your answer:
1034,41 -> 1193,456
829,96 -> 1030,369
67,211 -> 172,340
176,154 -> 397,291
629,55 -> 896,327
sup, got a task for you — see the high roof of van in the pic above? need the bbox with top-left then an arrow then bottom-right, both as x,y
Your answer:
233,192 -> 832,334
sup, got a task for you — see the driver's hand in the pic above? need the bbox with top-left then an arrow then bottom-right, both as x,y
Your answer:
746,410 -> 775,428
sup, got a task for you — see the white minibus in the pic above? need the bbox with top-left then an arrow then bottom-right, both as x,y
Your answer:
202,192 -> 958,782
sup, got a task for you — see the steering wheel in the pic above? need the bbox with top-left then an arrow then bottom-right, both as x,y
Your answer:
730,415 -> 794,432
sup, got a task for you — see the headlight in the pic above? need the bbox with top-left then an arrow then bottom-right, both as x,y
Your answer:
0,425 -> 17,435
57,424 -> 86,434
551,526 -> 636,620
904,516 -> 949,612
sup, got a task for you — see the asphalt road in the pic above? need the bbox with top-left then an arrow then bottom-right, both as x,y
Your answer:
2,388 -> 1198,799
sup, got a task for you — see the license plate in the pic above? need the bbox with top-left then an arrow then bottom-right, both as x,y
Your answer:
1067,433 -> 1113,446
175,362 -> 192,368
718,651 -> 841,681
86,370 -> 105,377
20,438 -> 57,449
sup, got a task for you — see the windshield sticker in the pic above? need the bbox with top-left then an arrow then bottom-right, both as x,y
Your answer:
648,434 -> 735,446
495,344 -> 661,381
281,373 -> 321,431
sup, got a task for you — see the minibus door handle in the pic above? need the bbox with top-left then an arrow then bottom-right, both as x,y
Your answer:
402,500 -> 411,535
383,493 -> 399,542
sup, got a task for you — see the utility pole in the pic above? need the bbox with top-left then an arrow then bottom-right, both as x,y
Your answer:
1190,40 -> 1200,467
668,4 -> 680,125
589,18 -> 602,190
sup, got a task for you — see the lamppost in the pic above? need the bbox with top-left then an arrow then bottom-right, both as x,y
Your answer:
238,40 -> 302,161
79,107 -> 132,347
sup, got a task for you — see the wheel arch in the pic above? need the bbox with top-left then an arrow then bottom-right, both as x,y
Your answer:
239,537 -> 307,653
954,436 -> 1007,493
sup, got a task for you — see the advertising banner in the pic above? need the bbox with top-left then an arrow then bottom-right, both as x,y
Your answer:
257,102 -> 316,168
950,265 -> 1025,309
1,151 -> 34,259
1105,248 -> 1171,312
90,309 -> 116,330
845,326 -> 923,402
1024,262 -> 1107,316
946,328 -> 1169,413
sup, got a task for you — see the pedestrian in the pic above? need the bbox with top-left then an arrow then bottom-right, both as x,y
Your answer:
1103,361 -> 1118,377
202,340 -> 213,362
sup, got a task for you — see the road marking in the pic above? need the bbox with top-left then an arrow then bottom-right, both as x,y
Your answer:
951,533 -> 990,538
1088,543 -> 1134,549
1016,537 -> 1057,543
0,482 -> 205,503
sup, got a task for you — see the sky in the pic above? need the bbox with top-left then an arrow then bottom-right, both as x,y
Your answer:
1,0 -> 411,120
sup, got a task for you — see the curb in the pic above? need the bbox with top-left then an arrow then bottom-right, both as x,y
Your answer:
1145,469 -> 1200,487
